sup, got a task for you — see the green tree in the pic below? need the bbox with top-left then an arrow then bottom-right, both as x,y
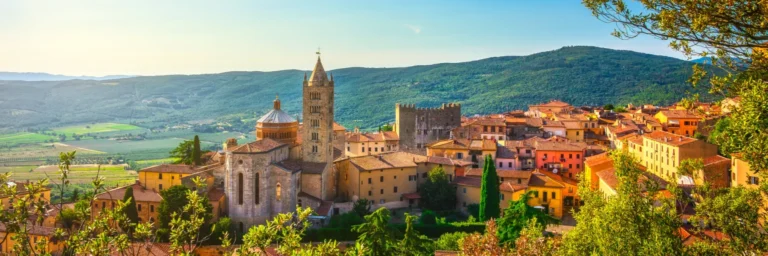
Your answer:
121,185 -> 140,230
157,184 -> 214,239
496,190 -> 559,245
479,155 -> 500,221
352,207 -> 400,256
352,198 -> 372,217
435,232 -> 470,251
170,140 -> 195,165
582,0 -> 768,172
561,150 -> 683,255
418,210 -> 437,225
71,188 -> 79,202
514,218 -> 562,256
603,104 -> 614,110
169,177 -> 215,254
193,135 -> 202,166
419,166 -> 457,212
399,213 -> 435,256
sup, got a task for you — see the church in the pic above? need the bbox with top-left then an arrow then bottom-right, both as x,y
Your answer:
218,56 -> 344,231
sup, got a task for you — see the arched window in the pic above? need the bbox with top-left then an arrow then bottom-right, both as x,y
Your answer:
238,173 -> 244,205
254,173 -> 260,205
276,183 -> 282,201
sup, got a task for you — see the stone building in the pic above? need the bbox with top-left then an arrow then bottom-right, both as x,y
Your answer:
394,103 -> 461,151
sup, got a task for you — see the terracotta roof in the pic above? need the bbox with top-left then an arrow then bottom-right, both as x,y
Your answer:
402,192 -> 421,199
333,122 -> 346,131
500,182 -> 528,192
276,160 -> 327,174
346,131 -> 399,142
497,145 -> 517,159
703,155 -> 730,166
316,201 -> 333,216
542,120 -> 565,128
470,118 -> 506,126
507,137 -> 547,149
0,222 -> 56,236
644,130 -> 698,146
534,140 -> 586,152
348,152 -> 420,171
427,139 -> 496,151
96,183 -> 163,202
526,118 -> 545,127
230,138 -> 285,153
207,188 -> 225,202
139,164 -> 198,174
453,176 -> 482,187
528,171 -> 565,188
562,121 -> 582,130
596,168 -> 619,190
658,110 -> 701,119
584,152 -> 612,167
530,100 -> 572,108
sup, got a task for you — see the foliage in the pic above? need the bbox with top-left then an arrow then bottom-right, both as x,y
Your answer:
582,0 -> 768,172
169,140 -> 195,165
693,132 -> 705,140
561,150 -> 683,255
352,198 -> 372,217
328,211 -> 364,229
304,221 -> 486,242
614,106 -> 627,113
169,177 -> 215,255
435,232 -> 470,251
479,155 -> 500,221
466,203 -> 480,219
461,220 -> 510,256
121,185 -> 140,231
602,104 -> 614,110
514,218 -> 562,256
399,213 -> 435,256
707,117 -> 731,156
233,207 -> 340,256
57,208 -> 79,230
158,185 -> 214,237
418,166 -> 457,212
351,207 -> 401,256
496,191 -> 559,245
379,124 -> 394,132
418,210 -> 437,225
192,135 -> 202,166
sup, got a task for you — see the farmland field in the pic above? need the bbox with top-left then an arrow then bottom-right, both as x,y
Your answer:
0,164 -> 137,185
0,143 -> 103,159
52,122 -> 142,135
0,132 -> 56,147
66,138 -> 191,153
135,158 -> 178,165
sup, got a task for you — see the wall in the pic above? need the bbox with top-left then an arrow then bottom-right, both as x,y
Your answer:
357,167 -> 419,204
139,171 -> 187,192
535,150 -> 585,179
395,103 -> 461,151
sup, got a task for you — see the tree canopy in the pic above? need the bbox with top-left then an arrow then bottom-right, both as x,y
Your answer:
419,166 -> 457,212
479,155 -> 500,221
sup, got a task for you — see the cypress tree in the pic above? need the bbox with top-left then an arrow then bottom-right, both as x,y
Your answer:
479,154 -> 500,221
192,135 -> 201,166
122,186 -> 140,226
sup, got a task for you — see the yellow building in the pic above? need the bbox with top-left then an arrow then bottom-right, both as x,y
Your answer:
138,164 -> 199,192
563,121 -> 585,143
584,153 -> 614,191
345,130 -> 400,157
93,183 -> 163,224
426,139 -> 497,168
414,155 -> 472,184
335,152 -> 420,206
0,224 -> 63,255
0,182 -> 51,209
654,110 -> 702,137
640,131 -> 720,183
731,154 -> 767,220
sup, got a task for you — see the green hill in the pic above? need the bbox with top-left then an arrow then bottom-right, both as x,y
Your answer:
0,46 -> 710,131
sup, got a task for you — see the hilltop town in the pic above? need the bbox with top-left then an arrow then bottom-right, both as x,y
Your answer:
1,55 -> 760,255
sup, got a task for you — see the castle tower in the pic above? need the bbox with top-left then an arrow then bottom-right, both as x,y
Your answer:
302,56 -> 335,163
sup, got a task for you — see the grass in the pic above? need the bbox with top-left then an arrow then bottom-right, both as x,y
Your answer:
136,158 -> 179,165
0,164 -> 137,185
52,123 -> 142,135
0,133 -> 56,147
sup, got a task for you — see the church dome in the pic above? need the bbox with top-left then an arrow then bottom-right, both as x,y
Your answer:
257,95 -> 297,124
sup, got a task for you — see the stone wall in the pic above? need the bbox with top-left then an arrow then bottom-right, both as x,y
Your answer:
395,103 -> 461,151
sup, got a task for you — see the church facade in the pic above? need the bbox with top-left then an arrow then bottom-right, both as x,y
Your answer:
221,56 -> 341,231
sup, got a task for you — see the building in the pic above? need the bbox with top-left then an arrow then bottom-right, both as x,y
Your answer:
335,152 -> 420,207
639,131 -> 719,182
138,164 -> 200,192
345,130 -> 399,157
394,103 -> 461,151
0,224 -> 62,255
534,140 -> 587,179
92,183 -> 163,224
255,95 -> 300,145
426,139 -> 497,168
526,100 -> 575,118
0,182 -> 51,209
654,110 -> 702,137
451,117 -> 506,141
584,152 -> 614,190
504,137 -> 547,170
730,154 -> 766,221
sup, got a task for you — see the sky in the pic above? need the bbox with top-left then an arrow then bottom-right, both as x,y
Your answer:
0,0 -> 683,76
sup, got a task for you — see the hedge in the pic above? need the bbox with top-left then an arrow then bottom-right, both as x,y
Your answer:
303,222 -> 485,242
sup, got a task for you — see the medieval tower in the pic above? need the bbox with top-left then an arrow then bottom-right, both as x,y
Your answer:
302,56 -> 335,163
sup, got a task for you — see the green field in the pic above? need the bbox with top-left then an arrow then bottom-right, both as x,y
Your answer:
52,123 -> 142,135
0,164 -> 137,185
66,138 -> 190,154
0,132 -> 56,147
135,158 -> 178,165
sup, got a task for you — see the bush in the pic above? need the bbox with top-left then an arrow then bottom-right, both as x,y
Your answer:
303,227 -> 360,242
328,212 -> 364,229
419,210 -> 437,225
466,204 -> 480,219
435,232 -> 471,251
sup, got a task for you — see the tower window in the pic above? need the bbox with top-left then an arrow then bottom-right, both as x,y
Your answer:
255,173 -> 260,205
312,132 -> 318,141
276,183 -> 282,201
312,145 -> 318,153
238,173 -> 244,205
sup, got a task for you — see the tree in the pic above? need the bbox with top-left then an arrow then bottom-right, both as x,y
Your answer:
352,198 -> 372,217
192,135 -> 202,166
380,124 -> 394,131
418,210 -> 437,225
514,218 -> 562,256
158,185 -> 192,235
169,140 -> 195,165
351,207 -> 400,256
461,220 -> 510,256
496,191 -> 559,246
561,150 -> 683,255
399,213 -> 435,256
582,0 -> 768,172
479,155 -> 500,221
169,177 -> 215,254
419,166 -> 457,212
71,188 -> 79,202
602,104 -> 614,110
435,232 -> 470,251
121,185 -> 140,230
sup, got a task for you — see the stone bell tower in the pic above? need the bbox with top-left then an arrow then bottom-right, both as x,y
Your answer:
301,56 -> 335,163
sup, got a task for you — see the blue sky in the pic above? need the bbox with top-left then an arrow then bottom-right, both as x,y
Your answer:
0,0 -> 682,76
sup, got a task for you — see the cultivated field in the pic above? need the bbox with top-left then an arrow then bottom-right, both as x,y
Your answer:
66,138 -> 189,154
0,164 -> 137,186
0,143 -> 103,159
135,158 -> 178,165
52,122 -> 142,135
0,132 -> 56,147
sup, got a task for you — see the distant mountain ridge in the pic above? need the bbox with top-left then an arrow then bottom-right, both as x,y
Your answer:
0,46 -> 712,131
0,72 -> 134,81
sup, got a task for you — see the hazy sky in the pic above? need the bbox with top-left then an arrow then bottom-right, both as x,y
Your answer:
0,0 -> 682,76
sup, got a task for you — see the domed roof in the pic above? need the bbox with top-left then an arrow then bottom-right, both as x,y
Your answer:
257,109 -> 296,123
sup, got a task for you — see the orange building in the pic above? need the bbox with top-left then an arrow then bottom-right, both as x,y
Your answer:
426,139 -> 497,168
584,152 -> 614,190
534,140 -> 587,179
0,224 -> 63,255
92,183 -> 163,224
654,110 -> 702,137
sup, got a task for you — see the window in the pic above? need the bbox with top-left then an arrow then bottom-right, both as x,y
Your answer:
576,164 -> 580,169
159,173 -> 163,180
500,193 -> 505,200
362,147 -> 365,152
311,132 -> 318,141
394,187 -> 398,193
569,164 -> 572,169
543,192 -> 548,202
552,192 -> 556,199
150,205 -> 154,212
375,147 -> 378,152
255,173 -> 260,204
569,154 -> 573,159
463,188 -> 467,193
310,106 -> 321,113
422,173 -> 427,178
312,145 -> 318,153
517,178 -> 522,184
237,173 -> 244,205
380,189 -> 384,195
409,176 -> 413,181
749,176 -> 760,185
380,176 -> 384,182
368,191 -> 372,196
159,184 -> 163,191
457,153 -> 463,159
368,178 -> 372,184
499,162 -> 503,168
137,204 -> 142,212
276,183 -> 282,201
576,154 -> 581,159
311,119 -> 319,127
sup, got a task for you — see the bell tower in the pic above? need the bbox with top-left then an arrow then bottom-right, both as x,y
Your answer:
301,54 -> 335,163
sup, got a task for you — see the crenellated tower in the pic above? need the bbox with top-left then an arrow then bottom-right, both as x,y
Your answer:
301,56 -> 335,163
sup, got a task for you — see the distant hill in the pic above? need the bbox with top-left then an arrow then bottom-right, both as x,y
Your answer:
0,72 -> 134,81
0,46 -> 711,131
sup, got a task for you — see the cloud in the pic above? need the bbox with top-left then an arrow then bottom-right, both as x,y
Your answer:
405,24 -> 422,34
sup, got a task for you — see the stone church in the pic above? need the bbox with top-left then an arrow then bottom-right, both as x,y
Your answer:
217,56 -> 343,232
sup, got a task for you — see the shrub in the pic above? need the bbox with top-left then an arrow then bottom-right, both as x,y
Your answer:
419,210 -> 437,225
328,212 -> 364,229
436,232 -> 471,251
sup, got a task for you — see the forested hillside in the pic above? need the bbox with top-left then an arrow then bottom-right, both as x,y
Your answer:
0,46 -> 711,130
